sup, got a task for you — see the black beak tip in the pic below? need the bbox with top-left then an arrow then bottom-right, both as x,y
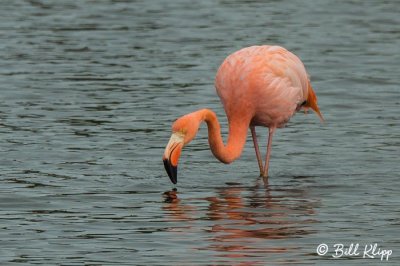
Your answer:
163,159 -> 177,184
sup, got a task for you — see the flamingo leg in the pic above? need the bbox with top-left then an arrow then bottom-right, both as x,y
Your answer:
250,126 -> 264,176
262,127 -> 276,179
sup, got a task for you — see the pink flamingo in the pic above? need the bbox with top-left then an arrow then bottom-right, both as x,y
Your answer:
163,45 -> 323,184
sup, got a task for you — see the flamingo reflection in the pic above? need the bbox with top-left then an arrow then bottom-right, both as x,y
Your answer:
162,178 -> 318,264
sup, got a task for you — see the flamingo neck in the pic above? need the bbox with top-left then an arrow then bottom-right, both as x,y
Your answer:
199,109 -> 249,164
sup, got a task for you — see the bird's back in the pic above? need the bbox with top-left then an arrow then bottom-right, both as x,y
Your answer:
215,45 -> 310,128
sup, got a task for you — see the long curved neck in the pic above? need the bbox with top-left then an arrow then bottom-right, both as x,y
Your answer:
199,109 -> 249,164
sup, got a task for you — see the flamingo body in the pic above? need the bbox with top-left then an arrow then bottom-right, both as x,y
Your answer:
216,45 -> 310,128
163,45 -> 323,184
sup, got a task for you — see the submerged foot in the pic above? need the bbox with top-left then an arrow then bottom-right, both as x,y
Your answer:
259,170 -> 269,183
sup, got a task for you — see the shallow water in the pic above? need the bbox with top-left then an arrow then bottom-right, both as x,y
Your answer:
0,0 -> 399,265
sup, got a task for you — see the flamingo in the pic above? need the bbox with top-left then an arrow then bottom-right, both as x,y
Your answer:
163,45 -> 323,184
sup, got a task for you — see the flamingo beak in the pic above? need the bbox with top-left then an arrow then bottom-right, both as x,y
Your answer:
162,132 -> 184,184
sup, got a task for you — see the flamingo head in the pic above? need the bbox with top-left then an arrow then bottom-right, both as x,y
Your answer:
163,132 -> 184,184
163,113 -> 201,184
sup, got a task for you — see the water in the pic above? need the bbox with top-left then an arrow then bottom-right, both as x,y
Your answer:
0,0 -> 399,265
